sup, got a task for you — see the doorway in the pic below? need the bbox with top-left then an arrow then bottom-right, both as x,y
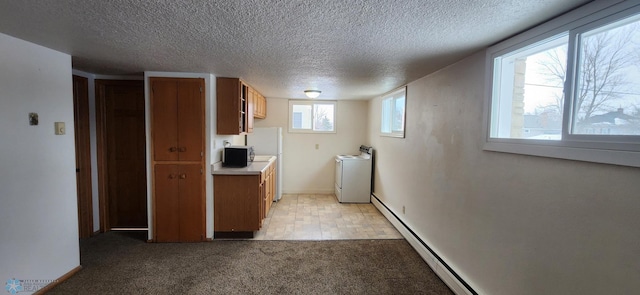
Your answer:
96,80 -> 147,230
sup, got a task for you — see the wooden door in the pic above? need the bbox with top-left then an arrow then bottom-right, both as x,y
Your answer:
98,80 -> 147,229
154,164 -> 180,242
73,75 -> 93,238
151,79 -> 179,161
178,164 -> 204,242
177,79 -> 204,161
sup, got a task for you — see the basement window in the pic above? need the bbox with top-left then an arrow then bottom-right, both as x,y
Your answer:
484,1 -> 640,167
381,87 -> 406,138
288,100 -> 336,133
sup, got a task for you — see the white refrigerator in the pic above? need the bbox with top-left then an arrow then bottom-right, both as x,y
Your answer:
247,127 -> 283,201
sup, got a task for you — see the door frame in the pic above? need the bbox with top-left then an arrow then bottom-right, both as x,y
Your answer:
73,75 -> 94,238
95,79 -> 146,232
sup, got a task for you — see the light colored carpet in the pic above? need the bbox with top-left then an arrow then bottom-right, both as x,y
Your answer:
48,232 -> 453,294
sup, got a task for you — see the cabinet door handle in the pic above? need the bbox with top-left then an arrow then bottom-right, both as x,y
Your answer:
168,174 -> 176,179
169,147 -> 177,152
179,174 -> 186,179
178,147 -> 187,152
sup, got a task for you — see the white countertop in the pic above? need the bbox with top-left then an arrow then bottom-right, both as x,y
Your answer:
212,155 -> 276,175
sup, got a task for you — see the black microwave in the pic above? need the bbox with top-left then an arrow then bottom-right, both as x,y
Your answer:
223,146 -> 254,167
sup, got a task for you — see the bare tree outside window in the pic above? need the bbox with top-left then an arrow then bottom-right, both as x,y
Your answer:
536,44 -> 568,115
535,20 -> 640,135
486,4 -> 640,167
289,101 -> 336,133
313,104 -> 334,131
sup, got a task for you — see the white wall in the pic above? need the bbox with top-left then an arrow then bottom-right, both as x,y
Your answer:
255,98 -> 368,194
0,33 -> 80,283
368,50 -> 640,295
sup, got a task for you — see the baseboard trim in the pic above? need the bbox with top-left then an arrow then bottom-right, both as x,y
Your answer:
371,194 -> 477,295
33,265 -> 82,295
282,190 -> 334,195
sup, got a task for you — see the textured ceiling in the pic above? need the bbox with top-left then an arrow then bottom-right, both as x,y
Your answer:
0,0 -> 592,100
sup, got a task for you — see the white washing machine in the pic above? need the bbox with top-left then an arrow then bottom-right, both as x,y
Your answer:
334,145 -> 373,203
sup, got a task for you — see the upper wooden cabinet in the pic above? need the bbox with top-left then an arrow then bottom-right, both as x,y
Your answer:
247,86 -> 254,133
217,77 -> 250,134
254,92 -> 266,119
151,78 -> 204,161
216,77 -> 266,134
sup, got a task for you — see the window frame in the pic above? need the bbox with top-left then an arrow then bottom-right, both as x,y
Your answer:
380,87 -> 407,138
483,0 -> 640,167
288,100 -> 337,134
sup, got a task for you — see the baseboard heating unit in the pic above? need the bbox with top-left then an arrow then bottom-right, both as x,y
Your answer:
371,194 -> 477,295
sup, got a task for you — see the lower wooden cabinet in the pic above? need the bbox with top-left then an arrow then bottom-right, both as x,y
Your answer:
154,164 -> 204,242
264,161 -> 275,217
214,161 -> 276,233
214,174 -> 262,232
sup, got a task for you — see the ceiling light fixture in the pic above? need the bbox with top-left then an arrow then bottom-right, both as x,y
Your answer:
304,90 -> 321,99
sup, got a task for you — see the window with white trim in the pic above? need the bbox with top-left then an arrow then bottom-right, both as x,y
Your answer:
485,1 -> 640,167
381,87 -> 406,138
288,100 -> 336,133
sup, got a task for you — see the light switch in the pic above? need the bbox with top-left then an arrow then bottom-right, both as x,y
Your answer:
54,122 -> 65,135
315,144 -> 319,150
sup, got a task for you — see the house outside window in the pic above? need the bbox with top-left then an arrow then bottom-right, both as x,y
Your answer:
292,112 -> 303,129
288,100 -> 336,133
484,1 -> 640,167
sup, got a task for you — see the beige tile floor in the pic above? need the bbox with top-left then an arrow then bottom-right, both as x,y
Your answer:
253,194 -> 403,240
